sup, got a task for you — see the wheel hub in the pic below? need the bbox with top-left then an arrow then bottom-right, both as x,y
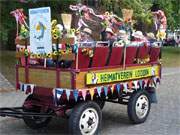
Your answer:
79,108 -> 99,135
135,95 -> 149,119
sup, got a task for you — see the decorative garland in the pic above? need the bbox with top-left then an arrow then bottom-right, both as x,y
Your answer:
52,77 -> 160,105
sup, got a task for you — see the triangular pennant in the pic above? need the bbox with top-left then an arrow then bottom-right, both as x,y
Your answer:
30,84 -> 35,94
144,79 -> 148,88
110,84 -> 115,94
66,89 -> 71,101
128,81 -> 133,90
20,82 -> 23,91
116,84 -> 121,94
97,87 -> 101,97
153,77 -> 157,87
52,88 -> 56,105
89,88 -> 95,100
24,84 -> 27,93
123,83 -> 128,93
133,80 -> 138,89
139,80 -> 143,89
56,89 -> 63,100
73,90 -> 79,102
104,86 -> 108,97
156,77 -> 160,84
81,89 -> 87,101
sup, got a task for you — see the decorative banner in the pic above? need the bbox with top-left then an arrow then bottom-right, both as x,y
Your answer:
86,65 -> 160,85
52,77 -> 160,104
29,7 -> 52,54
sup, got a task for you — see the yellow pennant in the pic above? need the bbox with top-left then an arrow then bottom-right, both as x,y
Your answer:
111,84 -> 115,94
89,88 -> 95,100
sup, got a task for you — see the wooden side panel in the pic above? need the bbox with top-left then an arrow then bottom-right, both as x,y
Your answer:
18,67 -> 25,83
29,69 -> 56,88
60,72 -> 72,89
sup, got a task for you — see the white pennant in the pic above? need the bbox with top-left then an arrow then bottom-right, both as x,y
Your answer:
133,80 -> 138,89
23,84 -> 28,93
20,82 -> 23,91
66,90 -> 71,101
30,84 -> 35,94
123,83 -> 128,93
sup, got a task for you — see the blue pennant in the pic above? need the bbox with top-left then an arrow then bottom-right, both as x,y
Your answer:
116,84 -> 121,94
56,89 -> 63,100
97,87 -> 101,97
139,80 -> 143,89
73,90 -> 79,102
104,86 -> 108,97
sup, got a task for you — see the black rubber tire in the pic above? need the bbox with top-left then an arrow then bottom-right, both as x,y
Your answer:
127,90 -> 151,124
22,95 -> 52,129
69,101 -> 102,135
96,99 -> 105,110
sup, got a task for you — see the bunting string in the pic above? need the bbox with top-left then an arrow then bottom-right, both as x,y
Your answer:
52,77 -> 160,105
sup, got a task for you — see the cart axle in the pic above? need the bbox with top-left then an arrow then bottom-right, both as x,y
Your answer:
0,107 -> 55,119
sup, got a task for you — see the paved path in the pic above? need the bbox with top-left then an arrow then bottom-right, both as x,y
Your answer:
0,68 -> 180,135
0,73 -> 15,92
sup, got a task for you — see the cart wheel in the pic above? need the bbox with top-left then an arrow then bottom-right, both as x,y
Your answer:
22,95 -> 52,129
128,90 -> 151,124
69,101 -> 102,135
96,99 -> 105,110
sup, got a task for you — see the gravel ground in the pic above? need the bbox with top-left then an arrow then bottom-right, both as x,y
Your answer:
0,67 -> 180,135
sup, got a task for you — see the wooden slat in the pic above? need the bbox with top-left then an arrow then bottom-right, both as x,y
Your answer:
29,69 -> 56,88
18,67 -> 25,83
60,72 -> 72,89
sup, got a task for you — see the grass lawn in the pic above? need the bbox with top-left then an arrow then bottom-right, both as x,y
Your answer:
0,47 -> 180,86
0,51 -> 16,86
162,47 -> 180,67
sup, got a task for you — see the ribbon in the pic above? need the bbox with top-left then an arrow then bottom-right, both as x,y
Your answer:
133,80 -> 139,89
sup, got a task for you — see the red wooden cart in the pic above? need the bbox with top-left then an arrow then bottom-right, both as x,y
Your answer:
0,37 -> 161,134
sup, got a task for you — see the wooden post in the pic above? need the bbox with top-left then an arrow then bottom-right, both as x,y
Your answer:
56,38 -> 59,68
123,45 -> 126,70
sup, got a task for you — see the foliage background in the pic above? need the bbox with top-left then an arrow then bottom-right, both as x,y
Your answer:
0,0 -> 179,50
